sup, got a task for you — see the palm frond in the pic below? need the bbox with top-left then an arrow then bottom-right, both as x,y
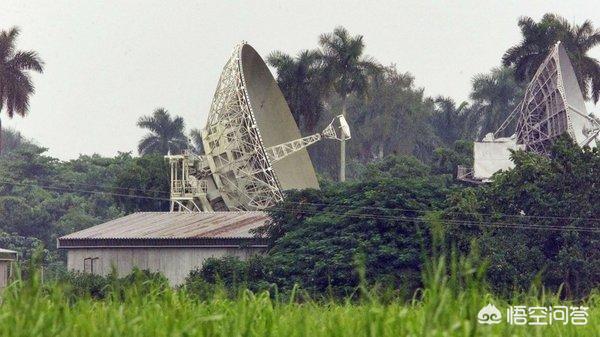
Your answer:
10,51 -> 44,72
138,134 -> 160,155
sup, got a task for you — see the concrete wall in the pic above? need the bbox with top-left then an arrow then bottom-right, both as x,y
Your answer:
0,261 -> 10,290
66,247 -> 264,286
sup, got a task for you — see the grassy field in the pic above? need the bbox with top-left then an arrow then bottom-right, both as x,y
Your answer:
0,258 -> 597,337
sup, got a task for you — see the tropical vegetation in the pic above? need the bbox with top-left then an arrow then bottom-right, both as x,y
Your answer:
137,108 -> 188,155
1,249 -> 598,337
502,14 -> 600,102
0,27 -> 44,155
1,12 -> 600,336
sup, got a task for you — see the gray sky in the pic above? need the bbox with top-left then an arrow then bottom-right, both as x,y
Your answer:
2,0 -> 600,159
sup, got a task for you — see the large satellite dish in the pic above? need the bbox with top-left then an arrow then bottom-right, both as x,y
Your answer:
166,42 -> 351,211
459,41 -> 600,182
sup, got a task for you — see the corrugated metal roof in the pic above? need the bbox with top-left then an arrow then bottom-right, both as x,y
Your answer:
0,248 -> 17,261
59,211 -> 270,240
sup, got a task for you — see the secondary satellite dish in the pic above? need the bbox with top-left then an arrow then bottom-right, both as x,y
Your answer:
515,41 -> 597,154
459,41 -> 600,182
166,42 -> 351,211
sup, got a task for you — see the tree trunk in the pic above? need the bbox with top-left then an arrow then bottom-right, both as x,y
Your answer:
340,96 -> 347,182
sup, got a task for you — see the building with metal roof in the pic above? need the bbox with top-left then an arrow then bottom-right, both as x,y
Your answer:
58,212 -> 270,285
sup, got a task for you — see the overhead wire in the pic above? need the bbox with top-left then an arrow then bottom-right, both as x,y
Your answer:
1,176 -> 597,224
279,200 -> 600,223
1,178 -> 599,233
0,176 -> 170,195
267,205 -> 600,233
0,178 -> 171,202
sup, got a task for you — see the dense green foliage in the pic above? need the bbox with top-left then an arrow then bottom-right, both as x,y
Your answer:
58,268 -> 170,300
444,138 -> 600,298
260,156 -> 455,296
0,138 -> 169,266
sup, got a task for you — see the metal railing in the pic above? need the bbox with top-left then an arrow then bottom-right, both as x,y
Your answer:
171,179 -> 207,198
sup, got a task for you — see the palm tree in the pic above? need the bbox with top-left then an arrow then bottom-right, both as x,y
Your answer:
189,128 -> 204,154
469,67 -> 523,138
267,49 -> 327,134
137,108 -> 188,155
431,97 -> 470,146
0,27 -> 44,155
502,14 -> 600,102
319,26 -> 380,181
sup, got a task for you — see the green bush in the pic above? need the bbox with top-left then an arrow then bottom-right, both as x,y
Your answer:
59,268 -> 170,300
184,255 -> 274,297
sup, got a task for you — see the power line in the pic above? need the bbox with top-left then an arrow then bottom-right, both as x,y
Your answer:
2,175 -> 599,223
268,206 -> 600,233
0,179 -> 171,202
279,200 -> 600,223
1,179 -> 599,233
0,177 -> 169,195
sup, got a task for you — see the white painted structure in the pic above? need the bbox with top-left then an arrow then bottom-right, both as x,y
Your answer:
473,134 -> 524,181
165,43 -> 350,213
0,248 -> 17,290
65,247 -> 260,285
460,42 -> 600,182
58,212 -> 269,285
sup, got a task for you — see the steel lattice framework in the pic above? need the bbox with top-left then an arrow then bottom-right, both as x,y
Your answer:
202,43 -> 284,210
515,42 -> 591,155
166,43 -> 351,212
461,41 -> 600,183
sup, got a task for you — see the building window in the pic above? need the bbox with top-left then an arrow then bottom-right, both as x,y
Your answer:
83,257 -> 100,274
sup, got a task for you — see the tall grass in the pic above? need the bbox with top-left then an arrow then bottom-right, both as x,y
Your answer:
0,256 -> 597,337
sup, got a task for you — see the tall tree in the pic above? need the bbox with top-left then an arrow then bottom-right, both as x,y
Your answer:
0,128 -> 29,155
267,50 -> 327,134
431,97 -> 469,146
319,26 -> 380,181
502,14 -> 600,102
137,108 -> 188,155
468,67 -> 523,138
349,66 -> 437,162
0,27 -> 44,154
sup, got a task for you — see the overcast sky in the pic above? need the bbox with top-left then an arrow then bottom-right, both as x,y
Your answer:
2,0 -> 600,159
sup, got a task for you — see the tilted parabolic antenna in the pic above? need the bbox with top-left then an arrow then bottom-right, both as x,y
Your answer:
458,41 -> 600,183
166,42 -> 351,211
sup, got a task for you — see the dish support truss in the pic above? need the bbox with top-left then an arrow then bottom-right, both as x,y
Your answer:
174,44 -> 351,212
515,42 -> 598,155
201,43 -> 283,211
459,41 -> 600,183
167,113 -> 351,212
265,115 -> 351,162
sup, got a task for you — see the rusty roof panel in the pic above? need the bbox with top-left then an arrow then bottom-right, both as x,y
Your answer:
59,212 -> 270,240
